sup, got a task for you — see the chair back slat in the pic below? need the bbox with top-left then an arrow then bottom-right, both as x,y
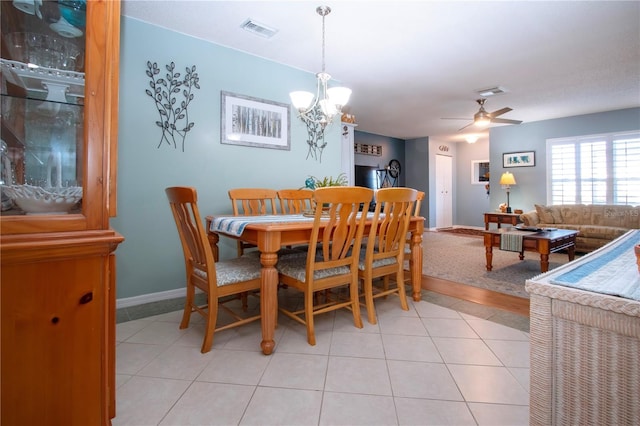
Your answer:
228,188 -> 278,215
277,189 -> 315,214
372,188 -> 418,259
310,187 -> 373,273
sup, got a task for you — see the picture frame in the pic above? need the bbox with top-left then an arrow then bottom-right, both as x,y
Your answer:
503,151 -> 535,168
471,160 -> 490,184
220,91 -> 290,150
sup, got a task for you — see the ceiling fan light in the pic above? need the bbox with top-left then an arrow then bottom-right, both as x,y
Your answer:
290,91 -> 315,111
327,86 -> 351,109
474,117 -> 491,127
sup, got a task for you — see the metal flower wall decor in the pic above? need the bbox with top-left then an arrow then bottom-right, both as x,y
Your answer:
304,106 -> 327,162
145,61 -> 200,151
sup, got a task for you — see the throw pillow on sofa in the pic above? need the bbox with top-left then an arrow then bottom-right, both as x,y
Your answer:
535,204 -> 562,224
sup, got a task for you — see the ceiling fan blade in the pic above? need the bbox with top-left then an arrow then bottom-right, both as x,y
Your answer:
491,118 -> 523,125
489,107 -> 512,118
441,117 -> 471,120
458,122 -> 474,131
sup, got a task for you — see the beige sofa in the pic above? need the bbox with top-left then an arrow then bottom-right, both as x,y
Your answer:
520,204 -> 640,252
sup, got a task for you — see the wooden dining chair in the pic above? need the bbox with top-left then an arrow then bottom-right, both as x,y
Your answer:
276,186 -> 374,345
228,188 -> 278,256
277,188 -> 315,214
359,187 -> 418,324
165,186 -> 262,353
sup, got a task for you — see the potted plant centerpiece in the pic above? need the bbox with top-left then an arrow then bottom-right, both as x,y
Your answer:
303,173 -> 348,190
303,173 -> 348,212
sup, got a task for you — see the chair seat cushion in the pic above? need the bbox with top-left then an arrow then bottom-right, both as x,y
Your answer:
194,255 -> 261,286
277,254 -> 350,281
357,249 -> 398,270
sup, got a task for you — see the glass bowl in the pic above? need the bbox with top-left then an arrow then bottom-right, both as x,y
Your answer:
1,184 -> 82,214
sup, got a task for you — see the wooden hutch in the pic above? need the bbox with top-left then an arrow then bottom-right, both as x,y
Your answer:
1,1 -> 123,424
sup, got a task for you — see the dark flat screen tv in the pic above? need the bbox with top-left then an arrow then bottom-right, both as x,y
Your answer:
354,165 -> 378,190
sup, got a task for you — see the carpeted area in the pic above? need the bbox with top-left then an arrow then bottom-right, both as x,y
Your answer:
422,230 -> 576,298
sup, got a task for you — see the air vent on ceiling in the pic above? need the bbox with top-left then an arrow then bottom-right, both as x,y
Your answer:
241,19 -> 278,39
476,86 -> 508,97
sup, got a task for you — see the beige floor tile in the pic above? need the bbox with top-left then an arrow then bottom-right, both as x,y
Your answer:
378,315 -> 429,336
197,348 -> 271,385
136,344 -> 214,380
259,352 -> 328,390
394,398 -> 476,426
159,382 -> 254,425
432,337 -> 502,366
116,342 -> 167,375
468,402 -> 530,426
485,339 -> 530,368
448,364 -> 530,405
465,318 -> 530,341
240,387 -> 322,425
325,356 -> 392,396
422,318 -> 479,338
319,392 -> 398,426
113,292 -> 531,425
329,331 -> 385,358
381,334 -> 443,363
387,360 -> 463,400
112,376 -> 190,426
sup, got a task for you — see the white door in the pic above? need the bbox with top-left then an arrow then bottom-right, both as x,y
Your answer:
435,154 -> 453,228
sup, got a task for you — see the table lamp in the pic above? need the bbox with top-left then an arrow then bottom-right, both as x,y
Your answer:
499,172 -> 517,213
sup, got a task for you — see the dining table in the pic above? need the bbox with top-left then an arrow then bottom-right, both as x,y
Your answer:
206,213 -> 425,355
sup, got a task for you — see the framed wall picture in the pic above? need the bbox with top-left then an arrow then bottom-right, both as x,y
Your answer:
220,91 -> 290,150
471,160 -> 490,184
503,151 -> 535,168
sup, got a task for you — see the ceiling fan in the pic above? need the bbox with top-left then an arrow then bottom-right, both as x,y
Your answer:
443,99 -> 523,131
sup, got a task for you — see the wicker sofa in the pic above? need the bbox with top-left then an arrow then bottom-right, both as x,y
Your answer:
520,204 -> 640,252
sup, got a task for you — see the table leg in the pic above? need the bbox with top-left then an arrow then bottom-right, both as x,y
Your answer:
484,234 -> 493,271
540,253 -> 550,273
568,244 -> 576,261
206,225 -> 220,262
409,228 -> 423,301
259,251 -> 278,355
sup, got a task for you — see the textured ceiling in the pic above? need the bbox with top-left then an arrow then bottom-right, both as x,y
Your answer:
121,0 -> 640,143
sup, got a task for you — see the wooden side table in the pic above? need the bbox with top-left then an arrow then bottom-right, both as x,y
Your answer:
484,212 -> 522,230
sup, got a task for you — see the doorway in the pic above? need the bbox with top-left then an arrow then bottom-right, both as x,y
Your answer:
435,154 -> 453,228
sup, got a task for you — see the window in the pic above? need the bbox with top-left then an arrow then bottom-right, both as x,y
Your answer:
547,131 -> 640,205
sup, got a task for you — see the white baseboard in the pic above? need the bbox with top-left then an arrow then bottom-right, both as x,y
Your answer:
116,288 -> 185,309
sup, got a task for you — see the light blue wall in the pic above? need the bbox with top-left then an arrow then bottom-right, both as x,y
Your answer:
112,17 -> 343,299
455,140 -> 491,227
488,108 -> 640,214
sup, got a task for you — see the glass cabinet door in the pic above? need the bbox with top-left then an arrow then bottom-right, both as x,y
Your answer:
1,0 -> 86,215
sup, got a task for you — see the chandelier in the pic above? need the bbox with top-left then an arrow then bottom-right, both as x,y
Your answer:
290,5 -> 351,162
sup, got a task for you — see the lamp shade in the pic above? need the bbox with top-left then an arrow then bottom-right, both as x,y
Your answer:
327,86 -> 352,108
290,91 -> 315,111
499,172 -> 516,186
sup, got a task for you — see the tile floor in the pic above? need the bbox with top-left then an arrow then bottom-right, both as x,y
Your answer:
113,289 -> 530,426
